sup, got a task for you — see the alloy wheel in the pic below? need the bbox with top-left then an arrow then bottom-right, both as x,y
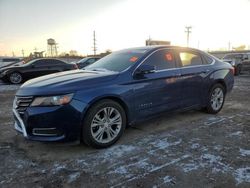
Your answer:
90,107 -> 122,144
210,87 -> 224,111
9,72 -> 22,84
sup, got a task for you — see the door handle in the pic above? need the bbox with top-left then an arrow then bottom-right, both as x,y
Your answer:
202,69 -> 210,74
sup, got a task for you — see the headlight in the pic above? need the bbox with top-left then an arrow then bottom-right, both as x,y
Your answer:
31,93 -> 74,106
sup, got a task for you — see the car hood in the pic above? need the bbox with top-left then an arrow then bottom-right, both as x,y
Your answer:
17,70 -> 119,96
0,65 -> 19,72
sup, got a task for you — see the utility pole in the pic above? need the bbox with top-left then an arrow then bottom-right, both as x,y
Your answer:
146,35 -> 151,46
93,31 -> 97,56
21,49 -> 25,57
185,26 -> 192,47
12,51 -> 15,57
228,41 -> 231,51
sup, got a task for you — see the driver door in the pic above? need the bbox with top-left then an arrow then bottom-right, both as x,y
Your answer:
130,49 -> 182,119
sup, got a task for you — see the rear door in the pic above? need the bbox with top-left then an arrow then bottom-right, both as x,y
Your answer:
47,59 -> 67,73
132,49 -> 182,118
23,60 -> 49,79
176,50 -> 212,108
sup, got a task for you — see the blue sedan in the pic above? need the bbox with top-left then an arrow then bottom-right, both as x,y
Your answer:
13,46 -> 234,148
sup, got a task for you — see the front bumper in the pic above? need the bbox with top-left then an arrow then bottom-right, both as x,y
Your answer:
13,99 -> 88,142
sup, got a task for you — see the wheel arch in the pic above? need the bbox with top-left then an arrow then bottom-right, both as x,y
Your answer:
213,79 -> 227,92
79,95 -> 130,142
7,70 -> 23,83
81,95 -> 130,127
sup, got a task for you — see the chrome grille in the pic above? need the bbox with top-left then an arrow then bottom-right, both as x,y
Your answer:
15,96 -> 33,114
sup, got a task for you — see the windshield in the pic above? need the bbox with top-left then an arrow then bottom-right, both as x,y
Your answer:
85,49 -> 148,72
22,59 -> 38,66
223,54 -> 243,59
77,58 -> 88,64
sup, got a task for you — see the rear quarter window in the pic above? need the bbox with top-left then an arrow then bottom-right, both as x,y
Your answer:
179,52 -> 203,67
203,55 -> 214,64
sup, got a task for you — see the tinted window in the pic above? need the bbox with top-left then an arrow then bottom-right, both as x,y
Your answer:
33,60 -> 45,66
48,59 -> 65,65
143,50 -> 176,70
223,54 -> 243,59
243,54 -> 249,60
33,59 -> 65,66
203,55 -> 214,64
179,52 -> 203,67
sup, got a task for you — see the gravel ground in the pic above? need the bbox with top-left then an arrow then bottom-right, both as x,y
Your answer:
0,76 -> 249,188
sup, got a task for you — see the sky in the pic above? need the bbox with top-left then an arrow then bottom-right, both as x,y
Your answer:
0,0 -> 250,56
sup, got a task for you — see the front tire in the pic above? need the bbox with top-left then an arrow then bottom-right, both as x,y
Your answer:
8,72 -> 23,84
206,84 -> 226,114
82,99 -> 126,148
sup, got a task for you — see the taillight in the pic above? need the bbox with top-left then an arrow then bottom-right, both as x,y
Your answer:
74,64 -> 78,69
230,67 -> 235,75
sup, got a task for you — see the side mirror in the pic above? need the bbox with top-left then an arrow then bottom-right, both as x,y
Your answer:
135,64 -> 156,75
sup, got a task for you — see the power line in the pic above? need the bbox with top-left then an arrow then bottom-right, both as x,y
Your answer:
185,26 -> 192,47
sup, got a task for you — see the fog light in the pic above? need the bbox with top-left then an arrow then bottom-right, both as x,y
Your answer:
32,128 -> 60,136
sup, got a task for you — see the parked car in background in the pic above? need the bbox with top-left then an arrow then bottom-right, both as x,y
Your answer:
74,57 -> 100,69
222,53 -> 250,75
13,46 -> 234,148
0,57 -> 24,68
242,58 -> 250,73
0,58 -> 78,84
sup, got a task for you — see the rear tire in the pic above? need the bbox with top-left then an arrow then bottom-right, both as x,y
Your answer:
206,84 -> 226,114
82,99 -> 126,148
8,72 -> 23,84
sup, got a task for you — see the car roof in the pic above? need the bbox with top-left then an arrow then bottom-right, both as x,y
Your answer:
121,45 -> 201,52
28,58 -> 67,63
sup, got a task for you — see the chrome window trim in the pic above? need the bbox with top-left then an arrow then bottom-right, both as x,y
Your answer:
132,48 -> 216,76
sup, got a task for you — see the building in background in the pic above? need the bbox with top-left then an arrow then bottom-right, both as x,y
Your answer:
146,39 -> 171,46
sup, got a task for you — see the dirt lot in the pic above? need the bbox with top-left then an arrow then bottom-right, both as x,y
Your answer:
0,76 -> 249,188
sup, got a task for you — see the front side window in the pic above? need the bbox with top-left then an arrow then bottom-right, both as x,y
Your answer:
49,60 -> 65,66
143,50 -> 176,70
179,52 -> 203,67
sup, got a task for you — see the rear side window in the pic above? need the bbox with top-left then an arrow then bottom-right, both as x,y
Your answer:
33,60 -> 45,66
49,59 -> 65,65
179,52 -> 203,67
143,50 -> 176,70
203,55 -> 214,64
